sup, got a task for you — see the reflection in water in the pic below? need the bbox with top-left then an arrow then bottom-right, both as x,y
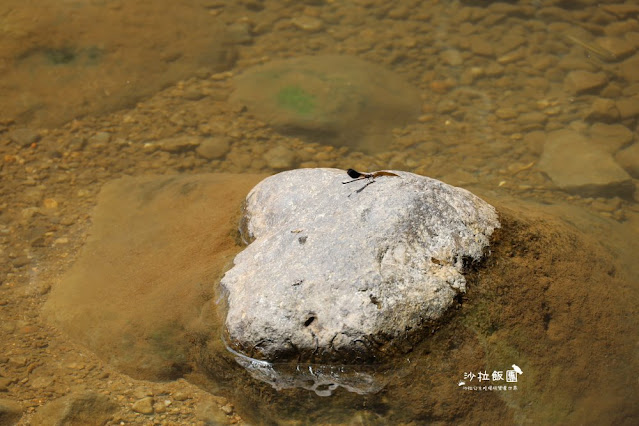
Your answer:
224,339 -> 387,397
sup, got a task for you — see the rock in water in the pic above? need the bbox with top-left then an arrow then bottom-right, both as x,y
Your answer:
220,168 -> 499,362
230,55 -> 420,153
538,129 -> 633,198
44,173 -> 265,380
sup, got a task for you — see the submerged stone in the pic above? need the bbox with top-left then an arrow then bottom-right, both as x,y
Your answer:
220,168 -> 500,362
230,55 -> 421,153
44,173 -> 264,380
538,129 -> 633,198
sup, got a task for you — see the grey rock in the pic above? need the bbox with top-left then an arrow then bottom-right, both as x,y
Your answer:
30,392 -> 117,426
0,398 -> 22,426
538,129 -> 633,197
220,168 -> 499,362
230,55 -> 420,153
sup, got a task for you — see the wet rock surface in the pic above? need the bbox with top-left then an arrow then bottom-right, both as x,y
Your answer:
221,168 -> 499,361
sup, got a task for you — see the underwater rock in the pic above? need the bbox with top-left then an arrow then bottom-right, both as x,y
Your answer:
44,173 -> 264,380
220,168 -> 499,362
230,55 -> 421,153
30,392 -> 117,426
538,129 -> 633,198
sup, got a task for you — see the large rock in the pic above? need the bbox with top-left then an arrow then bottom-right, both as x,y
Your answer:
538,129 -> 634,198
220,168 -> 499,362
230,55 -> 421,153
44,173 -> 264,380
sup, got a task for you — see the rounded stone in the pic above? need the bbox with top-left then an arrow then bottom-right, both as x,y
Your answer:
220,168 -> 499,362
230,55 -> 420,153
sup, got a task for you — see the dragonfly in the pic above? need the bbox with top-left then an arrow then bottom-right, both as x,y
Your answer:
342,168 -> 400,193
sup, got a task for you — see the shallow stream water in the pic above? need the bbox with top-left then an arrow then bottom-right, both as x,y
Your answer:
1,0 -> 638,424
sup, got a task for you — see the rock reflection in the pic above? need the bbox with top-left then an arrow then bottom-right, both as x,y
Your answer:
224,340 -> 388,397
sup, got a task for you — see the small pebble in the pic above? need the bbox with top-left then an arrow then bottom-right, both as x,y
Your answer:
8,128 -> 41,146
132,397 -> 154,415
43,198 -> 58,209
291,16 -> 323,32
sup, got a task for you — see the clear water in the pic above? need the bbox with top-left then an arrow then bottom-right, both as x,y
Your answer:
2,0 -> 638,424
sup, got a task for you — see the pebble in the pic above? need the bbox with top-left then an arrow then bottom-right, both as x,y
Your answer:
585,98 -> 620,122
156,136 -> 201,153
132,397 -> 154,415
495,108 -> 518,119
8,356 -> 28,367
595,36 -> 636,61
616,96 -> 639,119
182,88 -> 206,101
589,123 -> 633,154
220,403 -> 234,415
484,62 -> 504,77
564,70 -> 608,95
133,388 -> 153,399
469,36 -> 494,57
88,132 -> 112,145
8,128 -> 41,146
517,111 -> 547,129
228,22 -> 253,44
618,54 -> 639,82
263,145 -> 296,169
173,391 -> 189,401
538,129 -> 633,197
43,198 -> 58,209
497,48 -> 526,64
615,143 -> 639,178
290,16 -> 323,32
30,376 -> 54,389
195,136 -> 230,160
0,377 -> 13,391
440,49 -> 463,66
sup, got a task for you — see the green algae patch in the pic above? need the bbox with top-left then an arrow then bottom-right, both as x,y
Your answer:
276,86 -> 316,115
